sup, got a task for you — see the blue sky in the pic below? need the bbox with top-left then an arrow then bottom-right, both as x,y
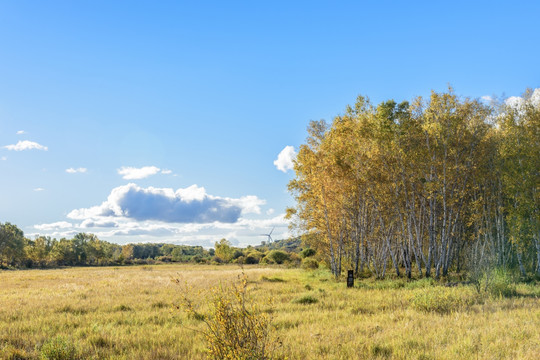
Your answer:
1,1 -> 538,246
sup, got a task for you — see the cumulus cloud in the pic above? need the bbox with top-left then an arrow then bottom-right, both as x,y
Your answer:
34,221 -> 73,231
4,140 -> 48,151
274,145 -> 296,172
161,169 -> 172,174
66,167 -> 87,174
16,130 -> 25,135
67,183 -> 264,224
118,166 -> 161,179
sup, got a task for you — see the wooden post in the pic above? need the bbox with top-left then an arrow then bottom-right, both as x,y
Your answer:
347,270 -> 354,288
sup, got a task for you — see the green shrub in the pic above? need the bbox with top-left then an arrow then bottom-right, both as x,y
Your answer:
485,269 -> 517,297
40,336 -> 79,360
300,248 -> 316,258
301,258 -> 319,270
244,255 -> 260,264
266,250 -> 290,264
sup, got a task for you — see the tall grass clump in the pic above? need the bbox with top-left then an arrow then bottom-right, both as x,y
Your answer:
411,286 -> 479,314
470,267 -> 518,298
177,271 -> 281,360
40,336 -> 79,360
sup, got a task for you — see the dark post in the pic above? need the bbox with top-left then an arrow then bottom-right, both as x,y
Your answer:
347,270 -> 354,288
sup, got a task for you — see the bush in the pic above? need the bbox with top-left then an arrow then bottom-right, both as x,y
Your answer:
244,255 -> 260,264
300,248 -> 316,258
485,269 -> 517,297
301,258 -> 319,270
177,272 -> 280,360
157,255 -> 172,262
40,336 -> 79,360
266,250 -> 289,265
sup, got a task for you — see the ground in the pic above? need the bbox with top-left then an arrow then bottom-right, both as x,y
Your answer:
1,264 -> 539,359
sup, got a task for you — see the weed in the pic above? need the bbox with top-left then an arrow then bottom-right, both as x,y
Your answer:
114,304 -> 132,312
293,295 -> 318,305
40,336 -> 79,360
261,276 -> 286,282
151,301 -> 168,309
177,271 -> 281,360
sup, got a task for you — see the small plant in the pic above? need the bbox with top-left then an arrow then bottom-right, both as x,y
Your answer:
177,271 -> 280,360
293,295 -> 318,305
261,276 -> 286,282
40,336 -> 79,360
114,304 -> 132,312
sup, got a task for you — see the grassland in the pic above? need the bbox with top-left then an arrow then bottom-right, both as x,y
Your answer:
1,265 -> 539,359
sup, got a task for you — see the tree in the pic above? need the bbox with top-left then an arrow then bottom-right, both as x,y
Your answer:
0,222 -> 25,267
215,238 -> 234,262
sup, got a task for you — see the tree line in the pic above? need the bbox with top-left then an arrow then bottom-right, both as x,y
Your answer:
287,88 -> 539,279
0,223 -> 312,268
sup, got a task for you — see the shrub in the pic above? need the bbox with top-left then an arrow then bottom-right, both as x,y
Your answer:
266,250 -> 289,264
301,258 -> 319,270
244,255 -> 260,264
177,272 -> 280,360
40,336 -> 79,360
300,248 -> 316,258
485,269 -> 517,297
157,255 -> 172,262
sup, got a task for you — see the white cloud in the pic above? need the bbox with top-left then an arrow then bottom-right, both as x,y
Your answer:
4,140 -> 48,151
0,156 -> 6,161
16,130 -> 25,135
266,208 -> 275,215
66,167 -> 87,174
481,95 -> 493,102
34,188 -> 45,192
161,169 -> 172,174
506,88 -> 540,108
274,145 -> 297,173
67,183 -> 264,223
118,166 -> 161,179
34,221 -> 73,231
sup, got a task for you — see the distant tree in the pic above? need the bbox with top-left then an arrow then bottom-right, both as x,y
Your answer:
0,222 -> 25,267
215,239 -> 234,263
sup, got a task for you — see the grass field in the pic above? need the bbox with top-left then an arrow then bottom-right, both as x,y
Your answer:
1,265 -> 539,359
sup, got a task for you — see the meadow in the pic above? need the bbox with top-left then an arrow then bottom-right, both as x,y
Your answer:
1,264 -> 539,359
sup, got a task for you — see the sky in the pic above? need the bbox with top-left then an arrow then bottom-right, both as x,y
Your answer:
1,1 -> 539,247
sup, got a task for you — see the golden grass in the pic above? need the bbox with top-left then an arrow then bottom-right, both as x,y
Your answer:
0,265 -> 538,359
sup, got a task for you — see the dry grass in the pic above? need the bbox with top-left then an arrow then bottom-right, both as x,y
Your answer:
0,265 -> 538,359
